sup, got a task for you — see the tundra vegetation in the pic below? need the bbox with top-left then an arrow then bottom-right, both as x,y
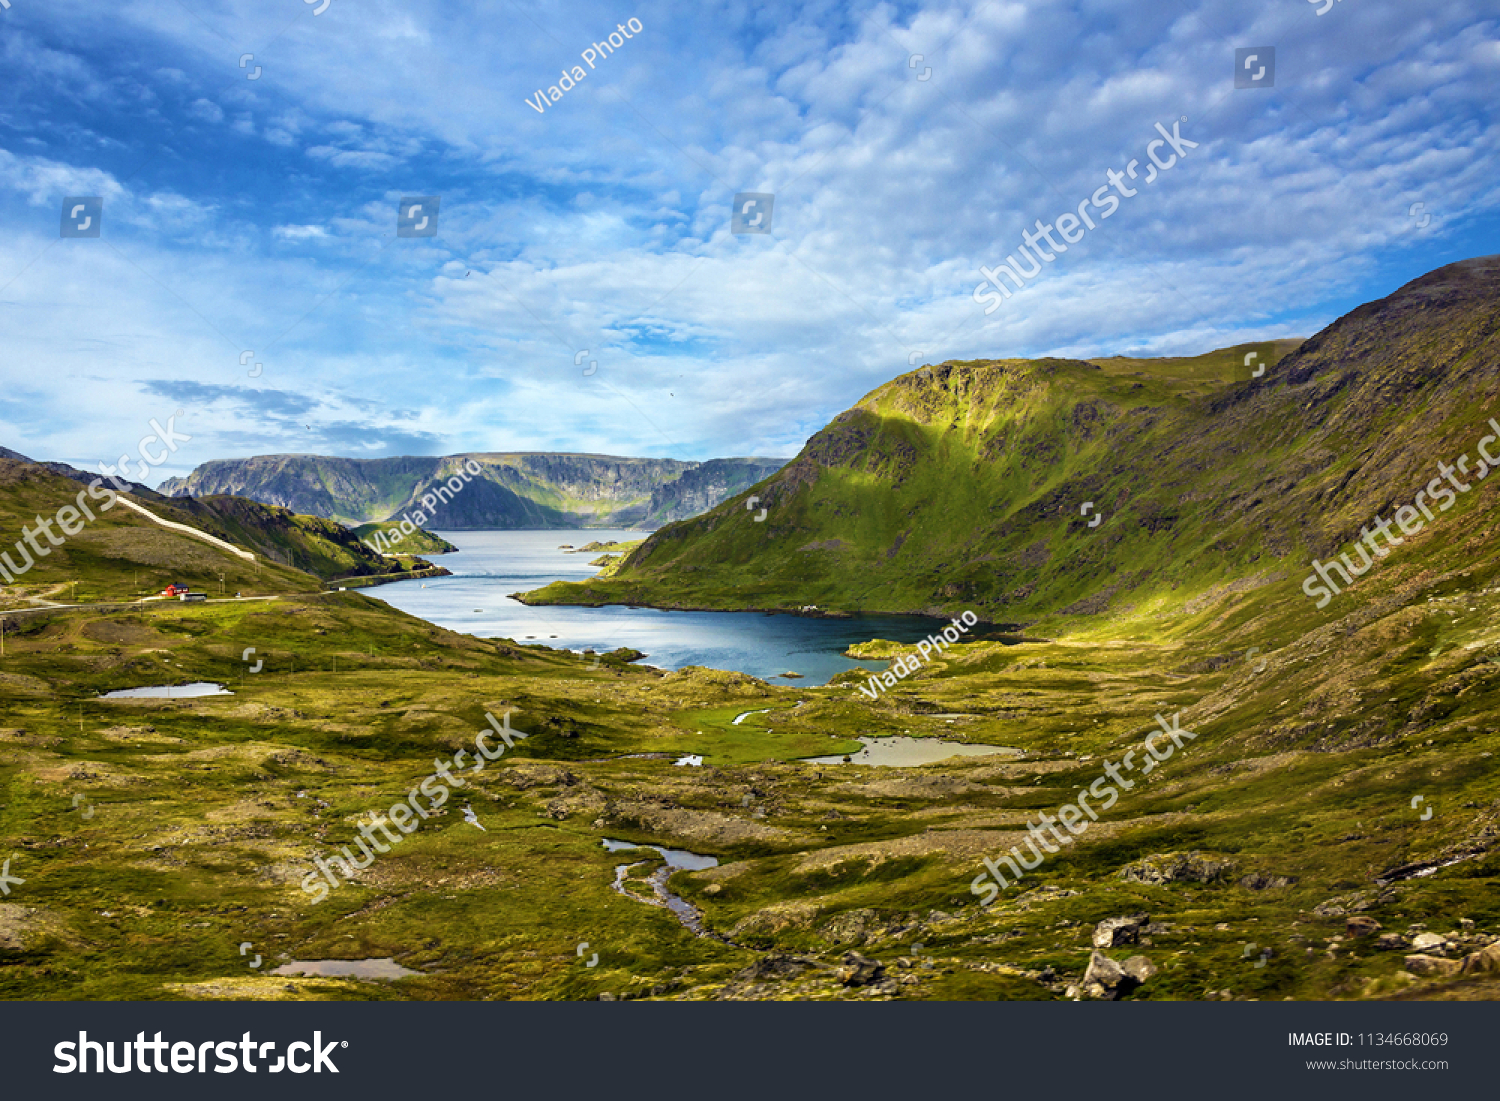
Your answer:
3,259 -> 1500,1001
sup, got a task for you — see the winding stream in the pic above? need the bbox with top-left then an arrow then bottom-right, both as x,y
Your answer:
602,839 -> 734,942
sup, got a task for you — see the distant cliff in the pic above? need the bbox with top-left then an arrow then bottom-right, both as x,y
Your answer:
158,452 -> 789,529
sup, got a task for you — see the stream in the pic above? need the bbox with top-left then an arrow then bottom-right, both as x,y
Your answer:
602,839 -> 734,943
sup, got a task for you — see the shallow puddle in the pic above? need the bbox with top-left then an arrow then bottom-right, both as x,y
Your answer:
802,735 -> 1018,767
99,682 -> 232,699
270,958 -> 420,980
602,838 -> 718,871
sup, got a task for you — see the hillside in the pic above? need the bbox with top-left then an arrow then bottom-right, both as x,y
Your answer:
0,458 -> 322,604
352,522 -> 459,555
0,456 -> 431,592
160,495 -> 437,582
159,452 -> 789,529
524,257 -> 1499,626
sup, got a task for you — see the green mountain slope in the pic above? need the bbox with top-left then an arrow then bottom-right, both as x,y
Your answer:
352,522 -> 459,555
159,452 -> 789,529
0,459 -> 321,603
159,495 -> 434,581
0,456 -> 432,594
524,257 -> 1499,626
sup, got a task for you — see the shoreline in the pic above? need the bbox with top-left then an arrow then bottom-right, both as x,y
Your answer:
509,588 -> 1030,629
325,566 -> 452,590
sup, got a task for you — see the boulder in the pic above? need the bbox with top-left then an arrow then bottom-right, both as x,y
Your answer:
838,951 -> 885,988
1410,932 -> 1448,954
1082,950 -> 1154,999
1093,913 -> 1149,948
1082,950 -> 1126,999
1375,933 -> 1409,951
1346,916 -> 1382,938
1404,954 -> 1461,978
1460,941 -> 1500,976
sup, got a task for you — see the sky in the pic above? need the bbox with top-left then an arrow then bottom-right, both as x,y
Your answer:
1,0 -> 1497,485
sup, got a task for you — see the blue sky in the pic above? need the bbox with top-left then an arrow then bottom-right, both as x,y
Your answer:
1,0 -> 1496,484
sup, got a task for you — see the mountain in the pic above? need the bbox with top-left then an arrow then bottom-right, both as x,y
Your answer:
158,452 -> 789,529
0,458 -> 318,599
0,454 -> 428,588
160,495 -> 436,581
523,256 -> 1500,622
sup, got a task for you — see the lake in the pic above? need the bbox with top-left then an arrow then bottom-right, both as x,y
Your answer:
367,530 -> 999,685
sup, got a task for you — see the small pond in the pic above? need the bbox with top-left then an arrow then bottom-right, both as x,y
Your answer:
802,736 -> 1019,767
269,958 -> 420,980
602,838 -> 718,871
99,682 -> 232,699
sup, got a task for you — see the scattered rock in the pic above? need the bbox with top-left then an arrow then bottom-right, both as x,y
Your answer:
838,951 -> 885,987
1375,933 -> 1410,951
820,908 -> 914,947
1082,950 -> 1154,999
1404,954 -> 1461,978
1346,916 -> 1382,938
1082,951 -> 1125,998
1239,872 -> 1298,891
1093,913 -> 1149,948
734,954 -> 811,982
1460,941 -> 1500,975
1410,932 -> 1448,954
1120,852 -> 1234,885
1312,890 -> 1375,915
1122,955 -> 1158,984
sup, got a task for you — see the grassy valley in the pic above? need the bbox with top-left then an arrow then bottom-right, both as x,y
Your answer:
3,259 -> 1499,1003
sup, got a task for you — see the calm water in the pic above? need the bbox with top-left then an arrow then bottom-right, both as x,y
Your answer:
804,735 -> 1019,767
367,530 -> 994,685
99,682 -> 232,699
602,838 -> 719,871
270,958 -> 420,980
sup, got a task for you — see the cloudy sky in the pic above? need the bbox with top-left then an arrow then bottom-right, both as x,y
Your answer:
1,0 -> 1496,484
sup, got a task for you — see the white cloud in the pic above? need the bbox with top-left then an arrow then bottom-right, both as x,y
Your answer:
273,224 -> 332,241
0,0 -> 1495,468
187,98 -> 224,124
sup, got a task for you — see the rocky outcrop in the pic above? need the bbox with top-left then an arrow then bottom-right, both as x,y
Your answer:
1120,852 -> 1234,885
1093,913 -> 1149,948
1078,951 -> 1157,999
